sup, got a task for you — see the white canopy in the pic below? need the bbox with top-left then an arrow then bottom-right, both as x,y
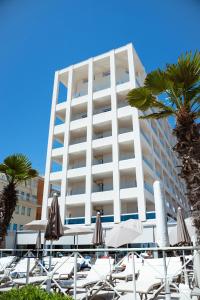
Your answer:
105,219 -> 143,248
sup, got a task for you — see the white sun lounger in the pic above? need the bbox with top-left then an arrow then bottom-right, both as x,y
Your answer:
0,256 -> 16,273
12,256 -> 75,286
0,256 -> 16,283
61,258 -> 121,300
11,257 -> 37,278
112,256 -> 143,281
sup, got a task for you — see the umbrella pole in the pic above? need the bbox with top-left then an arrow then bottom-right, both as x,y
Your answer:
46,240 -> 53,292
73,251 -> 78,300
131,252 -> 137,299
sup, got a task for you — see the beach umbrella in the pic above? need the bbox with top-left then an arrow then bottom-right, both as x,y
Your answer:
44,193 -> 64,241
168,213 -> 193,246
176,207 -> 191,245
44,193 -> 64,291
92,212 -> 104,246
105,219 -> 143,248
64,227 -> 93,248
24,219 -> 48,231
24,219 -> 48,257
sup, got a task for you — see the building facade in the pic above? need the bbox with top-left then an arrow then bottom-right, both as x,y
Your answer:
41,43 -> 188,227
0,173 -> 43,232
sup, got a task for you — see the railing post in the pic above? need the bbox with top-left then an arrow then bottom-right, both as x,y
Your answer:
73,251 -> 78,300
163,250 -> 171,300
26,252 -> 31,285
131,252 -> 137,300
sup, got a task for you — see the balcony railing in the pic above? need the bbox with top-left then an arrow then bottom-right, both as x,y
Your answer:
68,162 -> 86,169
92,185 -> 113,193
67,189 -> 85,196
71,113 -> 87,121
119,153 -> 135,161
94,107 -> 111,115
118,127 -> 132,134
120,181 -> 137,189
93,131 -> 112,140
65,211 -> 156,225
70,137 -> 86,145
116,73 -> 129,85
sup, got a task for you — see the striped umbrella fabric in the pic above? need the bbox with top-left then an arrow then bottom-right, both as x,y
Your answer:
177,207 -> 191,245
92,212 -> 104,246
44,193 -> 64,241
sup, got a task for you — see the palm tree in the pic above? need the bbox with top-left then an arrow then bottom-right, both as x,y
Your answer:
0,154 -> 38,241
127,52 -> 200,242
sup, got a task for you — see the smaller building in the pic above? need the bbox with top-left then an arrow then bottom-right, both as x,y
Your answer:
0,173 -> 44,248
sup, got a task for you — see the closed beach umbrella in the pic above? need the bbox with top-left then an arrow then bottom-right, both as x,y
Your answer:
92,212 -> 104,246
177,207 -> 191,245
44,193 -> 64,291
44,193 -> 64,241
105,219 -> 143,248
168,208 -> 192,246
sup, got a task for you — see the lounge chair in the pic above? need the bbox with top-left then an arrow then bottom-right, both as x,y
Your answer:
112,255 -> 143,281
115,257 -> 183,300
61,258 -> 121,299
0,256 -> 16,283
12,256 -> 75,287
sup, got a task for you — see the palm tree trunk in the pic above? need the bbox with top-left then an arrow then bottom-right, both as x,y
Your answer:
0,182 -> 18,242
173,112 -> 200,244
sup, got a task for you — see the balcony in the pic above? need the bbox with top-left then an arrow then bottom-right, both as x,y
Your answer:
143,156 -> 154,170
144,182 -> 154,195
141,129 -> 151,146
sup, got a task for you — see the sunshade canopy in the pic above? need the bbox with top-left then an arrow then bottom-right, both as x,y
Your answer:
64,227 -> 93,236
105,219 -> 143,248
24,219 -> 48,231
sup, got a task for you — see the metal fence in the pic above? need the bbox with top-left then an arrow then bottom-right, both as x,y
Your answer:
0,246 -> 200,300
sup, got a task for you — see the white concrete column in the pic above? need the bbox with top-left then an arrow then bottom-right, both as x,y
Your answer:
60,67 -> 73,224
110,50 -> 120,224
85,59 -> 93,225
128,45 -> 146,221
41,72 -> 59,220
132,109 -> 146,221
154,180 -> 169,247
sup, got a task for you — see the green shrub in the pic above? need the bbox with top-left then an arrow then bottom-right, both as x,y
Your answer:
0,285 -> 73,300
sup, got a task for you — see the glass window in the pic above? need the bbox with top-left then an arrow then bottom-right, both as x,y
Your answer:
21,206 -> 25,215
13,224 -> 17,231
19,225 -> 23,231
26,193 -> 30,201
27,208 -> 31,216
15,205 -> 20,214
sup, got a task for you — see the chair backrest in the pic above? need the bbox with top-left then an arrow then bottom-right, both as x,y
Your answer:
0,256 -> 16,272
85,258 -> 114,283
12,257 -> 36,274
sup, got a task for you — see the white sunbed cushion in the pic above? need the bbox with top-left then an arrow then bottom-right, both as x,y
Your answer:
0,256 -> 16,272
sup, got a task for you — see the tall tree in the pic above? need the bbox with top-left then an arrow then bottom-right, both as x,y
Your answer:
0,154 -> 38,241
127,52 -> 200,242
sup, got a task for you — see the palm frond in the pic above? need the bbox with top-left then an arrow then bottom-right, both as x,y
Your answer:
127,87 -> 156,110
144,69 -> 171,94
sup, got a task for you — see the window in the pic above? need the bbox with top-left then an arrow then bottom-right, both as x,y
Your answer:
27,208 -> 31,216
21,191 -> 25,200
13,224 -> 17,231
26,193 -> 30,201
15,205 -> 20,214
21,206 -> 25,215
19,225 -> 23,231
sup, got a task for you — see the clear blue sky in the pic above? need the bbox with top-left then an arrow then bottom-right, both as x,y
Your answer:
1,0 -> 200,175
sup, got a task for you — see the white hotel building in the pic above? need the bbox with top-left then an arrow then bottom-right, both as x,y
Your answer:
41,43 -> 188,230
